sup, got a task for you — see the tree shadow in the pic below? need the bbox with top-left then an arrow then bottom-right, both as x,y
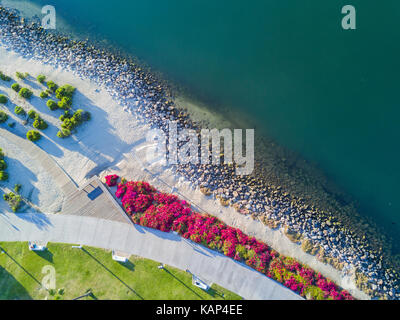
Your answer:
0,246 -> 44,293
81,248 -> 144,300
0,265 -> 33,300
14,212 -> 53,230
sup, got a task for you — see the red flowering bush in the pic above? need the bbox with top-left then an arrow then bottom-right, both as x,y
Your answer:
105,174 -> 119,187
106,176 -> 354,300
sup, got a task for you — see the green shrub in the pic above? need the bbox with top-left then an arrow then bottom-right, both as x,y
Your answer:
0,171 -> 8,181
46,99 -> 58,111
37,74 -> 46,83
14,184 -> 22,193
0,111 -> 8,123
19,88 -> 33,99
0,148 -> 4,159
57,128 -> 71,138
14,106 -> 26,116
15,72 -> 29,80
3,192 -> 22,212
33,117 -> 48,130
8,122 -> 15,128
0,71 -> 11,81
55,84 -> 76,100
0,94 -> 8,104
57,97 -> 71,110
26,130 -> 41,142
28,110 -> 38,119
0,160 -> 7,170
40,91 -> 49,99
11,83 -> 21,92
47,81 -> 58,92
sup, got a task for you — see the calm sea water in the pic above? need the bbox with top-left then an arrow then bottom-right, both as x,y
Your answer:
6,1 -> 400,250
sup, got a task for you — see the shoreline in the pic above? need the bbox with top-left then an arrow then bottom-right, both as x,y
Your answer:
0,6 -> 398,299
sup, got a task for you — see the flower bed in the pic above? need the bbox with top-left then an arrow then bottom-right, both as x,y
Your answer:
105,175 -> 354,300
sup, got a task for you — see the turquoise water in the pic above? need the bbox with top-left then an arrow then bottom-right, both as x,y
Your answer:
8,1 -> 400,250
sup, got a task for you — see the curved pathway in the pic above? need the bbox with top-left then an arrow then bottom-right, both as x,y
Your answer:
0,128 -> 77,198
0,212 -> 302,300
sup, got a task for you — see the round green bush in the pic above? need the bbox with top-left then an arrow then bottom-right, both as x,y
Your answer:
26,130 -> 41,142
40,91 -> 49,99
33,118 -> 48,130
37,74 -> 46,83
14,106 -> 26,116
0,71 -> 11,81
57,97 -> 71,110
46,99 -> 58,111
0,148 -> 4,160
27,110 -> 38,119
0,94 -> 8,104
15,72 -> 28,80
0,160 -> 7,170
57,128 -> 71,138
0,171 -> 8,181
55,84 -> 76,100
19,88 -> 33,99
11,83 -> 21,92
47,81 -> 58,93
0,111 -> 8,123
0,159 -> 7,170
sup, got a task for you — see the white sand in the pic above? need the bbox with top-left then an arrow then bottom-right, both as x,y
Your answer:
0,46 -> 369,299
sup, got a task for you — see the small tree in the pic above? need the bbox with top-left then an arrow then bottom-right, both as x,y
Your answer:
0,71 -> 11,81
14,106 -> 26,116
0,171 -> 8,181
0,111 -> 8,123
47,81 -> 58,93
46,100 -> 58,111
0,160 -> 7,170
11,83 -> 21,92
19,88 -> 33,99
37,74 -> 46,83
0,94 -> 8,104
28,110 -> 38,119
26,130 -> 41,142
40,91 -> 49,99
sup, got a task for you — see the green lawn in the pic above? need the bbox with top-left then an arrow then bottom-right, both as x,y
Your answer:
0,242 -> 241,300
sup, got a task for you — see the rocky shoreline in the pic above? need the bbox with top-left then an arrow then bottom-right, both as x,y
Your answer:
0,6 -> 398,299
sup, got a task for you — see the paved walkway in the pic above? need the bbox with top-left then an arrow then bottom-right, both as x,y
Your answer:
0,128 -> 77,198
0,212 -> 302,300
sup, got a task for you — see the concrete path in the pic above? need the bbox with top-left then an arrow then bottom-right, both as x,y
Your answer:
0,212 -> 302,300
0,128 -> 77,198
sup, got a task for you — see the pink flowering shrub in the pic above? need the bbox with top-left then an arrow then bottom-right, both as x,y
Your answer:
108,176 -> 354,300
105,174 -> 119,187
